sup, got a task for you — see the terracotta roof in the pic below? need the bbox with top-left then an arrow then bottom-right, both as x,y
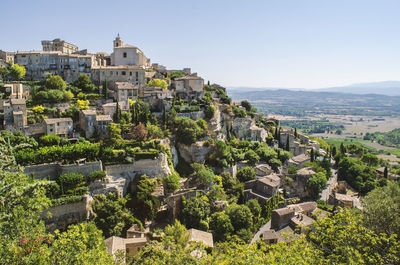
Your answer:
176,75 -> 203,80
92,65 -> 144,70
188,228 -> 214,248
16,50 -> 62,55
114,82 -> 139,89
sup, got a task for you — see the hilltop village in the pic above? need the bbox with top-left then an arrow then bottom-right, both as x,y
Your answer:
1,37 -> 399,264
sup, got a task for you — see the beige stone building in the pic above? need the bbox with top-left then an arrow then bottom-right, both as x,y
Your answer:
91,65 -> 145,85
102,102 -> 117,117
110,81 -> 139,102
79,109 -> 112,138
43,118 -> 73,136
1,98 -> 27,131
111,35 -> 149,67
41,38 -> 79,54
4,83 -> 23,99
0,50 -> 15,63
173,73 -> 204,99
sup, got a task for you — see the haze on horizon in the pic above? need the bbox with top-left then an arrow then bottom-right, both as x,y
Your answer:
2,0 -> 400,89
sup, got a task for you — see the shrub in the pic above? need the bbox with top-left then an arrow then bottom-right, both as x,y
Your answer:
204,105 -> 216,120
236,166 -> 256,182
86,170 -> 106,183
58,173 -> 84,194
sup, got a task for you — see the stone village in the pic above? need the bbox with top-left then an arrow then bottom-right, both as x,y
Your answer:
1,36 -> 396,262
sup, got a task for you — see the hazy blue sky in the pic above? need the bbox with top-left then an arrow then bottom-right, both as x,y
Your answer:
2,0 -> 400,88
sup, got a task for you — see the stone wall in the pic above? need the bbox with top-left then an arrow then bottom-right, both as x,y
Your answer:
105,153 -> 171,178
24,161 -> 102,180
41,195 -> 93,231
177,111 -> 205,120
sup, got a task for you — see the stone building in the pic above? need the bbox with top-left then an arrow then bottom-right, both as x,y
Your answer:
79,109 -> 112,138
0,50 -> 15,63
244,174 -> 280,205
1,98 -> 27,131
43,118 -> 73,136
91,65 -> 145,86
110,81 -> 139,102
173,73 -> 204,100
41,38 -> 79,54
111,35 -> 149,67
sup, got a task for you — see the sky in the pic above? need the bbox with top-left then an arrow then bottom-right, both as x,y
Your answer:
2,0 -> 400,89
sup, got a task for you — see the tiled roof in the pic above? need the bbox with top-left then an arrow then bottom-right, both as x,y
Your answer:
188,228 -> 214,248
43,118 -> 72,124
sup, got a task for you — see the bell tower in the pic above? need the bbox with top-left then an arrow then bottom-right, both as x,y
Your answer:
113,33 -> 123,48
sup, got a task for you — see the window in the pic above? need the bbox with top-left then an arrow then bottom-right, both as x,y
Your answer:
123,52 -> 127,58
130,71 -> 132,76
122,71 -> 126,75
116,71 -> 118,76
110,71 -> 113,75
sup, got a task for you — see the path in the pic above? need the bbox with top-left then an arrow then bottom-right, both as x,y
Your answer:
250,220 -> 271,244
319,168 -> 337,201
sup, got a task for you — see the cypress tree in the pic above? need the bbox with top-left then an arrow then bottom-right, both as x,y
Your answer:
384,166 -> 388,179
311,148 -> 314,162
294,128 -> 298,138
103,80 -> 109,99
332,146 -> 337,157
285,135 -> 290,151
340,143 -> 346,154
114,101 -> 121,123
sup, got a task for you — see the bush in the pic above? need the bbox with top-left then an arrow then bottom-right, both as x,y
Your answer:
204,105 -> 216,120
58,172 -> 84,194
147,124 -> 164,139
163,173 -> 181,194
236,167 -> 256,182
86,170 -> 106,183
176,117 -> 206,145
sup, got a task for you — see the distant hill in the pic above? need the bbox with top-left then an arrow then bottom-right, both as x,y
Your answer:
315,81 -> 400,96
228,81 -> 400,96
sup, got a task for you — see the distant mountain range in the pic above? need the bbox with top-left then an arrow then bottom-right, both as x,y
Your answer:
228,81 -> 400,96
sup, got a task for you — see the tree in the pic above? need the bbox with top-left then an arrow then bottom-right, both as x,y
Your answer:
225,203 -> 253,232
114,101 -> 122,122
163,172 -> 180,194
134,175 -> 160,222
244,150 -> 260,166
240,100 -> 254,112
73,74 -> 96,92
190,163 -> 216,187
49,222 -> 115,265
307,172 -> 327,198
246,199 -> 262,218
130,123 -> 148,141
148,79 -> 168,89
361,153 -> 379,167
180,196 -> 210,229
105,123 -> 122,146
170,71 -> 185,80
204,105 -> 216,120
383,166 -> 388,179
285,135 -> 290,151
163,220 -> 190,248
362,181 -> 400,235
103,80 -> 109,99
8,64 -> 26,80
58,172 -> 84,194
310,148 -> 315,162
236,166 -> 256,182
45,75 -> 66,90
75,99 -> 90,110
147,124 -> 164,139
92,192 -> 141,238
209,212 -> 234,242
268,158 -> 282,172
207,184 -> 227,201
176,117 -> 206,145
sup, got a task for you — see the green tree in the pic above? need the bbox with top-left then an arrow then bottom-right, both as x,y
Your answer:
176,117 -> 206,145
148,79 -> 168,89
73,74 -> 97,92
244,150 -> 260,166
93,192 -> 141,238
236,166 -> 256,182
180,196 -> 210,229
8,63 -> 26,80
204,105 -> 216,120
170,71 -> 185,80
49,222 -> 115,265
307,172 -> 327,198
246,199 -> 262,218
163,172 -> 180,194
163,220 -> 190,248
190,163 -> 216,187
45,75 -> 66,90
134,175 -> 160,222
225,203 -> 253,233
361,153 -> 379,167
147,124 -> 164,139
362,181 -> 400,235
209,212 -> 234,242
